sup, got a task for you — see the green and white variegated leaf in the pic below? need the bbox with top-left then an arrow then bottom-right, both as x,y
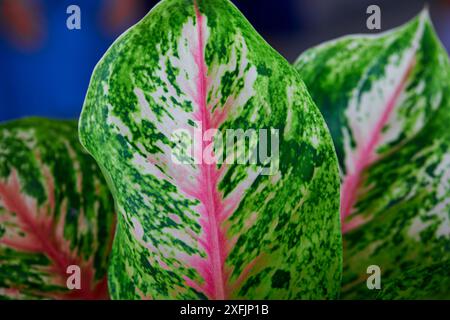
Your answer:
295,11 -> 450,299
0,118 -> 115,299
80,0 -> 341,299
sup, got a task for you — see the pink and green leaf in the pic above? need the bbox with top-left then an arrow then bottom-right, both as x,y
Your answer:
0,118 -> 115,299
80,0 -> 341,299
295,11 -> 450,299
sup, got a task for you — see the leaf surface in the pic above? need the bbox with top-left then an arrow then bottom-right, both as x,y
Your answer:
378,260 -> 450,300
295,11 -> 450,298
80,0 -> 341,299
0,118 -> 115,299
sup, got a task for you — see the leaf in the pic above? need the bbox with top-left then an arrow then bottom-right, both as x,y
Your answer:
80,0 -> 341,299
377,260 -> 450,300
294,11 -> 450,299
0,118 -> 115,299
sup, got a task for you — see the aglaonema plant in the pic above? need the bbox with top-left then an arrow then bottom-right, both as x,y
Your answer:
80,0 -> 341,299
294,11 -> 450,299
0,118 -> 115,299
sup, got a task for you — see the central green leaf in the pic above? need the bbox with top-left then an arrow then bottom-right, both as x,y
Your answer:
80,0 -> 341,299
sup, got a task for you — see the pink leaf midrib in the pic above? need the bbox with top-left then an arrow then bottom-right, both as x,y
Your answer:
182,2 -> 260,299
340,57 -> 416,233
193,2 -> 228,300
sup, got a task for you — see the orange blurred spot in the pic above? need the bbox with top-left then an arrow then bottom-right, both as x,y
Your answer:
1,0 -> 46,51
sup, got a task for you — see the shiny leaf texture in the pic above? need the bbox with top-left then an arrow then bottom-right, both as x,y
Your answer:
295,11 -> 450,299
0,118 -> 115,299
80,0 -> 341,299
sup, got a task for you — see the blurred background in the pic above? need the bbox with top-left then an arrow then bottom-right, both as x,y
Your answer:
0,0 -> 449,122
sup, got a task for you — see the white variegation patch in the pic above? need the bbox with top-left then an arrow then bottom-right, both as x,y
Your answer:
343,13 -> 427,175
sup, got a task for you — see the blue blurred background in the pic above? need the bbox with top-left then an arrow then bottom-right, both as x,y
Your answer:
0,0 -> 449,122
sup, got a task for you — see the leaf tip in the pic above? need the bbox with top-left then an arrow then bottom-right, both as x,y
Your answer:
419,5 -> 431,22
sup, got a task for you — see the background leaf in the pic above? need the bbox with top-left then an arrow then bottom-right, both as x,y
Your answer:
80,0 -> 341,299
0,118 -> 115,299
377,260 -> 450,300
295,11 -> 450,299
